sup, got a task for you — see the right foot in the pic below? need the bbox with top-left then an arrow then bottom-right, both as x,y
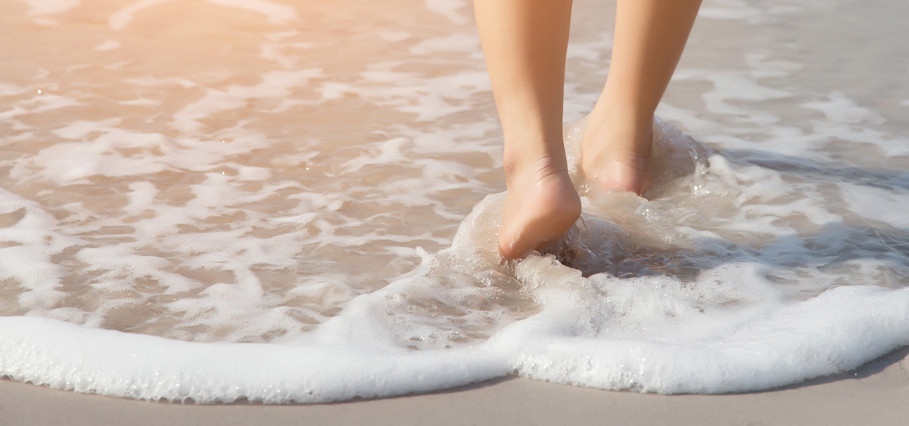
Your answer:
580,111 -> 653,195
498,157 -> 582,259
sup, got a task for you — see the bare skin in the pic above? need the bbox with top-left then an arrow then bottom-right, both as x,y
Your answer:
474,0 -> 701,259
475,0 -> 581,259
582,0 -> 702,194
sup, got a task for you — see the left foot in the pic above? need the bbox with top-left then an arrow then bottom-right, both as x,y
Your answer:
498,156 -> 582,259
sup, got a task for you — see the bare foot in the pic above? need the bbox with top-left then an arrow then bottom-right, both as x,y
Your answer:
499,157 -> 582,259
580,112 -> 653,195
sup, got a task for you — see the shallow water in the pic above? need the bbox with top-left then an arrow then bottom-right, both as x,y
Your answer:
1,0 -> 909,402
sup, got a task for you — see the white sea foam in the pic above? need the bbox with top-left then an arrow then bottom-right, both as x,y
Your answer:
2,187 -> 909,401
424,0 -> 470,26
1,0 -> 908,403
108,0 -> 176,31
93,40 -> 121,51
109,0 -> 294,31
839,183 -> 909,229
17,0 -> 79,16
204,0 -> 297,24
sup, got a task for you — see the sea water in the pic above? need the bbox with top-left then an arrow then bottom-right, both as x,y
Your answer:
1,0 -> 909,403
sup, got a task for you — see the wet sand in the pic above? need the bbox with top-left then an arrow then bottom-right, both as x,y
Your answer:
3,347 -> 908,426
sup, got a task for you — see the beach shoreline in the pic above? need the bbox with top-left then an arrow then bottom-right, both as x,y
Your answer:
3,346 -> 907,425
2,0 -> 909,421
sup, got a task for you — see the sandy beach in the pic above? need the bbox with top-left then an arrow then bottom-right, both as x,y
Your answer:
2,347 -> 907,426
2,0 -> 909,422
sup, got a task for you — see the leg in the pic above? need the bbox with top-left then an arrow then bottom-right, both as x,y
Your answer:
582,0 -> 701,194
474,0 -> 582,259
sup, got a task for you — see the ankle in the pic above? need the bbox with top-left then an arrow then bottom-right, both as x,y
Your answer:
503,141 -> 569,181
581,124 -> 653,165
580,109 -> 654,195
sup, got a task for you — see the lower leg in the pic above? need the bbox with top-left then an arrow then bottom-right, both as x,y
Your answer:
582,0 -> 701,195
474,0 -> 581,259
